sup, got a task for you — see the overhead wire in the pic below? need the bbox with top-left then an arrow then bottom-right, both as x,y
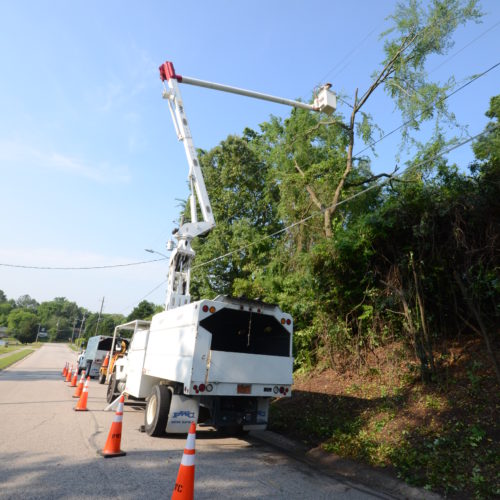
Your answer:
353,60 -> 500,157
0,257 -> 167,270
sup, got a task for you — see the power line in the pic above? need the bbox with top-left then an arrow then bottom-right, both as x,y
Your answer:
121,279 -> 167,314
353,60 -> 500,157
333,17 -> 499,115
0,256 -> 167,270
428,19 -> 500,74
316,23 -> 382,86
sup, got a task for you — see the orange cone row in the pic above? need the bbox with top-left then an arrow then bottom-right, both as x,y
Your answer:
60,361 -> 198,497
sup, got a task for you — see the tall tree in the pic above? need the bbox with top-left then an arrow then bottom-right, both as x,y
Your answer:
7,309 -> 38,343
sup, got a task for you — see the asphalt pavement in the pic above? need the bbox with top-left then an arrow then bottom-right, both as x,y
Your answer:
0,343 -> 400,499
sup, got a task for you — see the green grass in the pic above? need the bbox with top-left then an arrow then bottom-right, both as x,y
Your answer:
0,344 -> 25,355
0,349 -> 35,369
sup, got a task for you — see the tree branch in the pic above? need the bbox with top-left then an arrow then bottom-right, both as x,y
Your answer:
293,159 -> 324,211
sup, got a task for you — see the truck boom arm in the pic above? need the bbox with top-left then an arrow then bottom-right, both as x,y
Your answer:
159,61 -> 336,310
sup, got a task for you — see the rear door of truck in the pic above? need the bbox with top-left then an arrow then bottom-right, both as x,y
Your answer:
198,301 -> 293,389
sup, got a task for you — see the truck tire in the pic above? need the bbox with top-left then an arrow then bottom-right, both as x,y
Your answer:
145,385 -> 171,437
106,373 -> 118,404
86,360 -> 92,378
98,372 -> 106,384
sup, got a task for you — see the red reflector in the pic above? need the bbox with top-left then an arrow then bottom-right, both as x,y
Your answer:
202,305 -> 208,312
286,319 -> 291,325
193,385 -> 198,391
279,386 -> 285,394
199,384 -> 206,392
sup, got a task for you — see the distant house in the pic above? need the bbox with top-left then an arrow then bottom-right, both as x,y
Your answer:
0,326 -> 8,339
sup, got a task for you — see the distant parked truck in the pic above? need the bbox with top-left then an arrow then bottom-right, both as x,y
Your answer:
78,335 -> 117,378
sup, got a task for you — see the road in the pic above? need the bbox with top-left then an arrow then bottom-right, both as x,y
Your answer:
0,344 -> 391,499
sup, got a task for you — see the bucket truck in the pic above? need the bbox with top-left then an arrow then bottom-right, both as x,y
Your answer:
108,62 -> 336,436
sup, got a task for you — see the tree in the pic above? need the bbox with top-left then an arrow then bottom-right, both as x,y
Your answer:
126,301 -> 156,322
190,132 -> 282,299
7,309 -> 38,343
0,302 -> 13,326
0,289 -> 7,303
16,294 -> 39,311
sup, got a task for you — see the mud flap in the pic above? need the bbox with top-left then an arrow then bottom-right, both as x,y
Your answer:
166,394 -> 200,433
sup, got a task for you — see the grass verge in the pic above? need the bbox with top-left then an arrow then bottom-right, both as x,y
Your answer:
0,349 -> 35,370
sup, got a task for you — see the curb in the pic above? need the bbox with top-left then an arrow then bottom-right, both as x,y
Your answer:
250,430 -> 441,500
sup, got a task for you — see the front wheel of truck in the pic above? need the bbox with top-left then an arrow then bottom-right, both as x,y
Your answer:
106,373 -> 118,404
145,385 -> 171,437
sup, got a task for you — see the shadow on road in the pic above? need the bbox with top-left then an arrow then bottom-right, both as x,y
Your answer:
0,370 -> 63,381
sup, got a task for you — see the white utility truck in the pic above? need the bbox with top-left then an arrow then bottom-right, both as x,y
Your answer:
107,61 -> 336,436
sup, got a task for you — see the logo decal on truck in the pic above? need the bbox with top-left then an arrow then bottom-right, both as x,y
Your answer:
172,410 -> 195,419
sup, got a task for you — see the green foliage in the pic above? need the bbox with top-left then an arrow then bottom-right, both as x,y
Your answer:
391,422 -> 499,498
7,309 -> 38,343
126,300 -> 156,322
381,0 -> 481,145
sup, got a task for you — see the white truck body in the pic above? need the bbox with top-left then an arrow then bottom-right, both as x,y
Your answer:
113,295 -> 293,434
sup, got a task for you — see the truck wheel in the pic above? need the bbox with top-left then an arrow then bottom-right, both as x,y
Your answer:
106,373 -> 118,404
98,372 -> 106,384
86,360 -> 92,378
145,385 -> 171,437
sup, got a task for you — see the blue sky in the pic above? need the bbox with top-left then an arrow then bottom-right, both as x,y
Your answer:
0,0 -> 499,315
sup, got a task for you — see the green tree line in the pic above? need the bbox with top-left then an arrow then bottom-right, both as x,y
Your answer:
0,292 -> 159,345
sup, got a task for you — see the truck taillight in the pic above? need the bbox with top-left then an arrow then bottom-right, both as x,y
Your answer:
199,383 -> 206,392
202,305 -> 216,313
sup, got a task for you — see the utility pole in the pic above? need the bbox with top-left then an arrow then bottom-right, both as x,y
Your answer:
77,313 -> 86,344
94,297 -> 105,336
35,324 -> 41,343
71,318 -> 77,344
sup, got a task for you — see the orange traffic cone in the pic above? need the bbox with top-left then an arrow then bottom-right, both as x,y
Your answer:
102,352 -> 110,369
99,395 -> 126,457
73,370 -> 86,398
69,368 -> 78,387
65,365 -> 73,382
74,376 -> 90,411
172,422 -> 196,500
62,362 -> 68,377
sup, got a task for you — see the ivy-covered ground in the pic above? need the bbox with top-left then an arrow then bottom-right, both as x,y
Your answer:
270,340 -> 499,499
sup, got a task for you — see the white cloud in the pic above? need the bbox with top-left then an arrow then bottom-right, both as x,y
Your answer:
0,139 -> 130,183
